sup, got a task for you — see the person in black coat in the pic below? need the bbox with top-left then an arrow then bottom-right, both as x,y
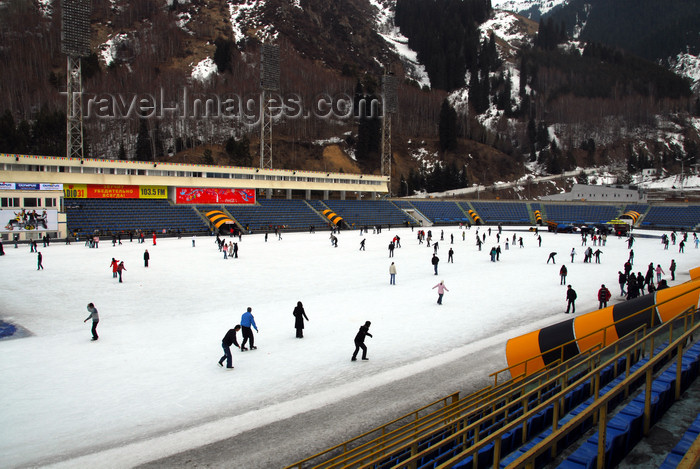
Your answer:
351,321 -> 373,361
218,325 -> 241,369
144,249 -> 150,267
293,301 -> 309,338
565,285 -> 577,314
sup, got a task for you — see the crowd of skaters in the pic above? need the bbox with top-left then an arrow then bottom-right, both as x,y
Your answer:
5,219 -> 695,366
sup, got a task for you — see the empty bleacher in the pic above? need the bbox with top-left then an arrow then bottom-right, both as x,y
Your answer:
468,201 -> 532,224
321,200 -> 416,228
543,204 -> 620,225
222,199 -> 327,232
640,205 -> 700,230
405,201 -> 469,225
65,198 -> 208,236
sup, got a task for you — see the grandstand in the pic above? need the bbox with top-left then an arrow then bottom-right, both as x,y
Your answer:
223,199 -> 328,232
65,198 -> 208,236
321,200 -> 417,228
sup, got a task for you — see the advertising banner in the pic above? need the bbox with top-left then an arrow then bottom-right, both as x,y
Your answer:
1,209 -> 58,232
0,183 -> 63,191
175,188 -> 256,205
63,184 -> 167,199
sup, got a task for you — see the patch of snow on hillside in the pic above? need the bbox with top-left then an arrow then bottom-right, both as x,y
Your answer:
312,137 -> 344,146
491,0 -> 568,18
669,52 -> 700,95
191,57 -> 217,83
479,11 -> 527,46
99,34 -> 129,67
176,12 -> 192,32
228,0 -> 265,44
369,0 -> 431,88
37,0 -> 52,17
290,0 -> 302,9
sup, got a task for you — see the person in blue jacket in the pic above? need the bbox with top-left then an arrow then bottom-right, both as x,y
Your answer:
240,307 -> 258,351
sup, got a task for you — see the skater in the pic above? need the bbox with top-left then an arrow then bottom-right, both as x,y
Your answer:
618,271 -> 627,296
547,252 -> 557,264
559,265 -> 567,285
389,262 -> 397,285
360,239 -> 366,251
110,258 -> 119,278
144,249 -> 150,267
152,231 -> 157,245
351,321 -> 372,361
670,260 -> 676,281
117,261 -> 126,283
431,253 -> 440,275
447,248 -> 454,263
293,301 -> 309,338
655,264 -> 665,283
218,325 -> 241,368
593,249 -> 602,263
598,284 -> 611,309
570,248 -> 576,263
388,241 -> 395,257
565,285 -> 577,314
37,251 -> 43,270
433,280 -> 449,305
240,307 -> 258,351
192,236 -> 196,247
232,242 -> 239,258
83,302 -> 99,341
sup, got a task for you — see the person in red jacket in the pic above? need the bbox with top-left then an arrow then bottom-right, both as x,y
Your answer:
598,284 -> 611,309
152,231 -> 157,245
109,258 -> 119,278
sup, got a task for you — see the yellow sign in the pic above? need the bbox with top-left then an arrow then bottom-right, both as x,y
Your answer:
139,186 -> 168,199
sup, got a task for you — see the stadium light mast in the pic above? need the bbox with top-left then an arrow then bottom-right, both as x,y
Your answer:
381,73 -> 398,196
260,43 -> 280,171
61,0 -> 91,160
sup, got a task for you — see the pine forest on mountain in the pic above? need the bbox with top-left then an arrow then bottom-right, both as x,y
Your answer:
0,0 -> 698,197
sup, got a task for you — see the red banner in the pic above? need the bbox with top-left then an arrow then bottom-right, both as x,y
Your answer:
175,187 -> 256,204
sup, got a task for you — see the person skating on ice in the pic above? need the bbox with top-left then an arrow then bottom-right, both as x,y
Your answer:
598,284 -> 611,309
433,280 -> 449,305
293,301 -> 309,338
84,302 -> 99,341
565,285 -> 577,314
218,325 -> 241,368
351,321 -> 372,361
389,262 -> 397,285
240,307 -> 258,350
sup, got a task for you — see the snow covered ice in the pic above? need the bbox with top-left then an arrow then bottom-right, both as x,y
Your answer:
0,226 -> 698,468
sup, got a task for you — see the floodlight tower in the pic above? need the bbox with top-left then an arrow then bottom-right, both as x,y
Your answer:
260,43 -> 280,170
381,73 -> 398,195
61,0 -> 91,160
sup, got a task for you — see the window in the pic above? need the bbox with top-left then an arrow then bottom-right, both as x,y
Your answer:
23,197 -> 39,208
1,197 -> 20,207
45,198 -> 56,207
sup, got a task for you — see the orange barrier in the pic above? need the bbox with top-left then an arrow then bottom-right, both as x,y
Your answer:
506,270 -> 700,378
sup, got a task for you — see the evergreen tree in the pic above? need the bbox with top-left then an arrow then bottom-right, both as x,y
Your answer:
0,110 -> 17,153
213,37 -> 235,73
225,135 -> 252,166
117,141 -> 127,160
202,149 -> 214,165
134,118 -> 153,161
438,99 -> 458,152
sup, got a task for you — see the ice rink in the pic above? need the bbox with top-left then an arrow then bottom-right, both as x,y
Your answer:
0,226 -> 697,468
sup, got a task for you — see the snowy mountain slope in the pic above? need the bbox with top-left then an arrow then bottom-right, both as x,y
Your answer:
491,0 -> 569,20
